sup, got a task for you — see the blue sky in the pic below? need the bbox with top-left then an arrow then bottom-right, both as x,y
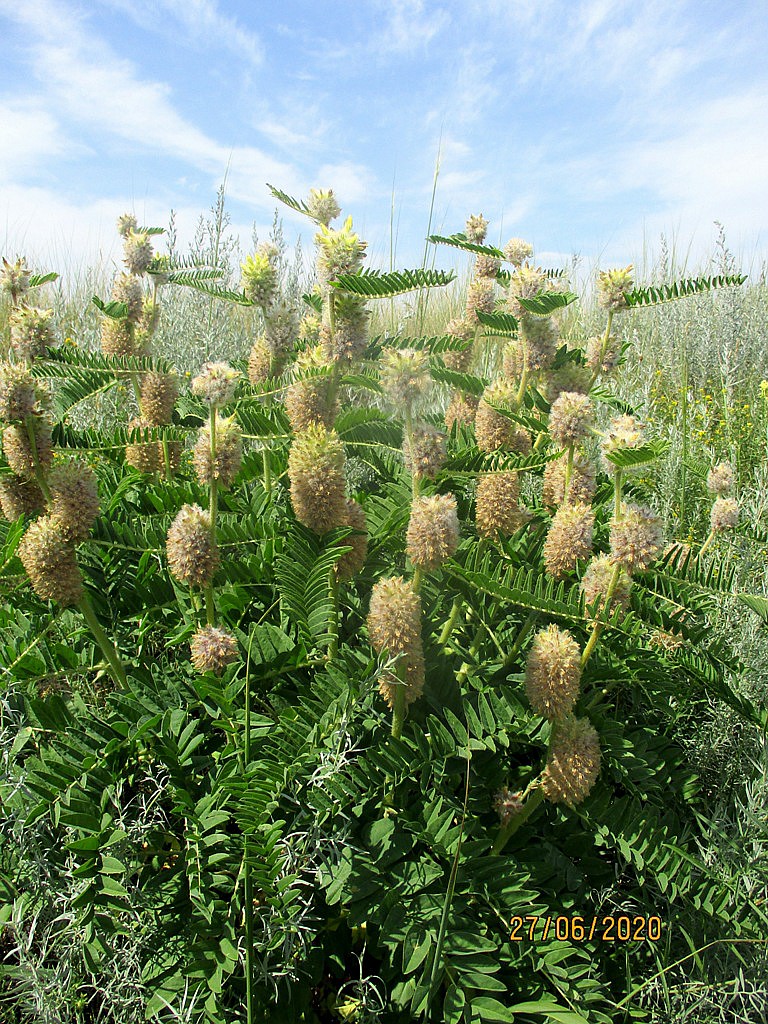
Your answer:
2,0 -> 767,285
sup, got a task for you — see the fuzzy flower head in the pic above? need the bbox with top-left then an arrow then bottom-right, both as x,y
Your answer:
9,305 -> 55,362
442,317 -> 474,372
2,421 -> 53,479
403,424 -> 447,480
502,338 -> 526,382
48,460 -> 99,543
609,503 -> 664,573
336,498 -> 368,581
406,493 -> 460,570
519,314 -> 559,371
507,264 -> 547,319
601,414 -> 646,476
240,243 -> 279,308
543,502 -> 595,579
465,214 -> 489,244
101,317 -> 134,358
1,257 -> 31,302
315,216 -> 367,287
548,392 -> 594,448
166,504 -> 220,588
307,188 -> 341,226
542,361 -> 591,404
586,334 -> 622,376
288,424 -> 347,534
116,213 -> 138,238
465,278 -> 496,325
475,254 -> 501,279
525,625 -> 582,720
597,265 -> 634,311
707,462 -> 734,495
321,293 -> 370,365
193,414 -> 243,489
286,346 -> 338,433
247,336 -> 273,388
542,452 -> 596,508
264,299 -> 300,358
475,472 -> 529,540
111,274 -> 144,322
123,230 -> 153,276
368,576 -> 424,709
191,362 -> 240,408
125,418 -> 162,475
445,393 -> 479,432
504,238 -> 534,267
710,496 -> 739,533
493,787 -> 524,827
380,347 -> 431,413
190,626 -> 239,675
18,516 -> 83,607
580,553 -> 632,617
541,716 -> 601,807
0,476 -> 45,522
0,363 -> 39,422
141,371 -> 178,426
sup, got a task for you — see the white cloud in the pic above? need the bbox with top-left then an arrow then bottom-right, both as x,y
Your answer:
0,100 -> 75,178
375,0 -> 450,54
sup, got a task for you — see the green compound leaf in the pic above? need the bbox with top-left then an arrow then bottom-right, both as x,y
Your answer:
266,183 -> 314,218
427,233 -> 506,259
331,268 -> 456,298
476,310 -> 519,335
29,272 -> 59,287
168,278 -> 253,304
497,267 -> 566,288
164,268 -> 226,285
92,296 -> 128,320
428,363 -> 489,396
517,291 -> 578,315
136,226 -> 165,235
625,274 -> 747,308
603,439 -> 670,469
302,291 -> 323,313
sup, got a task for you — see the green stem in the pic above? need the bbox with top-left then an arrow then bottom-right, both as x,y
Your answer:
505,611 -> 538,666
78,591 -> 128,689
328,569 -> 339,660
244,637 -> 254,1024
490,789 -> 545,855
613,470 -> 623,520
204,586 -> 215,626
438,598 -> 463,647
514,353 -> 530,410
563,444 -> 574,502
391,668 -> 407,739
262,445 -> 272,494
24,416 -> 51,502
209,406 -> 218,534
580,562 -> 622,670
162,438 -> 172,480
588,310 -> 614,389
699,528 -> 716,559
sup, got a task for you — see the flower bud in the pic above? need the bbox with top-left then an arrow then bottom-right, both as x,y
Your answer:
112,273 -> 144,322
706,462 -> 734,495
125,417 -> 162,474
542,453 -> 596,507
475,381 -> 530,453
519,314 -> 558,370
2,420 -> 53,478
403,424 -> 447,480
9,305 -> 55,362
445,393 -> 479,431
123,230 -> 153,275
380,348 -> 431,411
248,336 -> 273,387
0,475 -> 44,521
240,244 -> 279,309
465,214 -> 489,244
101,317 -> 135,358
580,553 -> 632,615
141,371 -> 178,425
465,278 -> 495,324
503,238 -> 534,267
597,266 -> 634,311
0,363 -> 38,422
710,496 -> 739,532
307,188 -> 341,226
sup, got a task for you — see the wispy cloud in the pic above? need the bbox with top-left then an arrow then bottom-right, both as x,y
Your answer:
375,0 -> 450,54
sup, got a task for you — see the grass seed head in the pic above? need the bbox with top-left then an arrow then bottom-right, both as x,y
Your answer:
48,460 -> 99,542
288,424 -> 347,534
406,493 -> 460,570
368,576 -> 424,708
191,361 -> 240,408
190,626 -> 239,675
710,496 -> 739,532
193,414 -> 242,489
525,625 -> 582,720
541,716 -> 601,806
166,504 -> 220,588
609,503 -> 664,573
0,475 -> 45,521
543,502 -> 594,579
475,471 -> 528,539
18,516 -> 83,606
336,498 -> 368,581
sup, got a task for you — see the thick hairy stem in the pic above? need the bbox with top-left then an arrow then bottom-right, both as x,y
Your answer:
439,597 -> 463,648
614,471 -> 623,520
243,643 -> 254,1024
514,352 -> 530,410
490,789 -> 545,855
327,570 -> 339,660
78,591 -> 128,689
699,529 -> 716,559
24,416 -> 51,502
588,310 -> 615,389
206,407 -> 219,625
391,667 -> 407,739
